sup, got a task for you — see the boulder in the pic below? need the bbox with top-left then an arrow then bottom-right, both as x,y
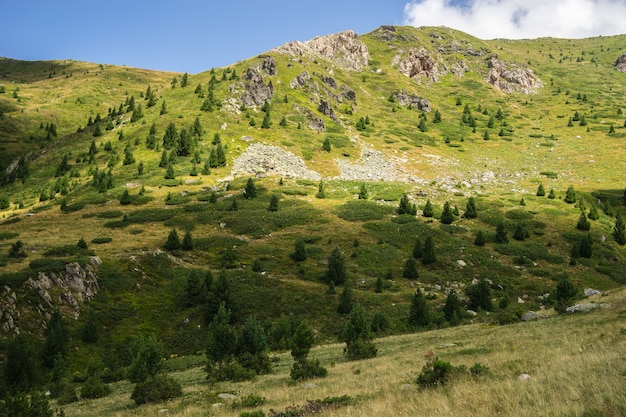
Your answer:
518,374 -> 531,382
615,52 -> 626,73
340,86 -> 356,101
565,303 -> 611,313
318,100 -> 337,121
294,104 -> 326,132
583,288 -> 603,297
485,55 -> 543,94
521,311 -> 548,321
391,90 -> 431,111
261,55 -> 277,76
395,48 -> 439,81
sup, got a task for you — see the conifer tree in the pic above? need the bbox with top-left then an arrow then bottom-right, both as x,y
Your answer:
495,220 -> 508,243
42,310 -> 69,368
402,257 -> 419,280
181,230 -> 193,250
565,186 -> 577,203
576,210 -> 591,231
422,199 -> 434,217
315,180 -> 326,198
261,112 -> 271,129
322,137 -> 331,152
408,288 -> 430,328
554,275 -> 577,313
588,203 -> 600,220
579,233 -> 593,258
398,193 -> 417,215
536,184 -> 546,196
466,280 -> 492,311
244,177 -> 257,199
548,188 -> 556,199
421,235 -> 436,265
5,333 -> 37,392
205,303 -> 238,381
412,236 -> 422,259
442,290 -> 463,325
291,237 -> 307,262
337,284 -> 353,315
290,321 -> 327,381
165,229 -> 181,250
358,183 -> 368,200
268,194 -> 279,212
464,197 -> 477,218
613,213 -> 626,245
440,201 -> 454,224
325,247 -> 346,284
513,222 -> 526,241
343,304 -> 377,360
163,122 -> 178,149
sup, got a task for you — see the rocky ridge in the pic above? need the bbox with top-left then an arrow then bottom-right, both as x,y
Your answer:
0,257 -> 101,334
273,30 -> 370,71
485,55 -> 543,94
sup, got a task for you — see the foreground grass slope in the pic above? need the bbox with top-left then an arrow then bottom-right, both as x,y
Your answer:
59,288 -> 626,417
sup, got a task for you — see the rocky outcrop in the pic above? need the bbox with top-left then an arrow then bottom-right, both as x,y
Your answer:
273,30 -> 369,71
294,104 -> 325,132
231,142 -> 321,180
0,257 -> 100,334
340,86 -> 356,101
260,55 -> 276,76
391,90 -> 431,111
615,52 -> 626,73
318,74 -> 337,88
290,71 -> 310,89
394,48 -> 440,81
318,100 -> 337,121
241,67 -> 274,107
485,56 -> 543,94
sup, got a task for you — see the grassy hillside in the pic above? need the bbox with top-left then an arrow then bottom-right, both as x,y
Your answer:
0,25 -> 625,415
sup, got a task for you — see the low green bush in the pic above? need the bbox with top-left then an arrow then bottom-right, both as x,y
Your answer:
130,374 -> 182,405
91,237 -> 113,244
335,200 -> 394,222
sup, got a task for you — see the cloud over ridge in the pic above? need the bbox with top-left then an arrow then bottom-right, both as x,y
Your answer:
403,0 -> 626,39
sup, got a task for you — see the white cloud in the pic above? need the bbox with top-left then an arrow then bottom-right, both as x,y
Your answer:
403,0 -> 626,39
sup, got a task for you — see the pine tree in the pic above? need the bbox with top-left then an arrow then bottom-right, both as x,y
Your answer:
289,321 -> 327,381
42,310 -> 69,368
554,275 -> 577,313
375,276 -> 383,293
440,201 -> 454,224
343,304 -> 377,360
495,220 -> 508,243
402,257 -> 419,280
181,230 -> 193,250
421,235 -> 436,265
466,280 -> 492,311
5,333 -> 37,392
119,189 -> 131,205
268,194 -> 279,211
576,210 -> 591,231
261,112 -> 271,129
398,193 -> 417,215
513,222 -> 526,241
244,177 -> 257,199
358,183 -> 368,200
325,247 -> 346,284
164,229 -> 181,250
464,197 -> 477,218
205,303 -> 238,381
164,163 -> 175,179
408,288 -> 431,328
315,180 -> 326,199
613,213 -> 626,245
564,186 -> 576,203
442,290 -> 463,325
291,237 -> 307,261
412,236 -> 422,259
422,199 -> 434,217
163,122 -> 178,149
123,143 -> 135,165
548,188 -> 556,199
588,203 -> 600,220
337,284 -> 353,315
536,184 -> 546,196
579,233 -> 593,258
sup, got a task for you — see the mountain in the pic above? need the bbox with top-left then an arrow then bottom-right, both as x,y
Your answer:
0,26 -> 625,415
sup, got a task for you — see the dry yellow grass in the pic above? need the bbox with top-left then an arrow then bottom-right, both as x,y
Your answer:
58,288 -> 626,417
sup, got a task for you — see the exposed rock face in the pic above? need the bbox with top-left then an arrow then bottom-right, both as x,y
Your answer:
290,71 -> 310,89
231,142 -> 321,180
241,67 -> 274,107
294,104 -> 325,132
340,86 -> 356,101
260,55 -> 276,76
521,311 -> 549,321
317,100 -> 337,121
0,257 -> 100,334
318,74 -> 337,88
273,30 -> 369,71
485,56 -> 543,94
391,90 -> 431,111
615,52 -> 626,73
394,48 -> 440,81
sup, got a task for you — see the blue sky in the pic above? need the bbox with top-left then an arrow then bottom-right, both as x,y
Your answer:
2,0 -> 625,74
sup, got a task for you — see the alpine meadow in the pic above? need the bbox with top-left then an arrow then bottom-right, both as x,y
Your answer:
1,25 -> 626,417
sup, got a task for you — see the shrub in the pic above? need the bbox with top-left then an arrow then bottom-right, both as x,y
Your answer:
130,374 -> 182,405
469,362 -> 490,376
240,411 -> 266,417
91,237 -> 113,244
416,355 -> 455,388
232,394 -> 266,409
80,376 -> 110,399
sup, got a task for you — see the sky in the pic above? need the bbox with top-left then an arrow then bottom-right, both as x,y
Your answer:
1,0 -> 626,74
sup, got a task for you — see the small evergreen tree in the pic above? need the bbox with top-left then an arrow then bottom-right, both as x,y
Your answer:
412,236 -> 422,259
164,229 -> 181,250
268,194 -> 279,211
495,220 -> 508,243
205,303 -> 238,382
337,284 -> 353,315
322,137 -> 331,152
375,276 -> 383,293
42,310 -> 68,369
554,275 -> 577,313
289,321 -> 327,381
181,230 -> 193,250
536,184 -> 546,196
421,235 -> 436,265
588,203 -> 600,220
613,213 -> 626,245
408,288 -> 431,328
474,230 -> 486,246
343,304 -> 377,360
244,177 -> 257,199
315,180 -> 326,199
422,199 -> 434,217
466,280 -> 492,311
513,222 -> 526,241
325,247 -> 346,284
358,183 -> 368,200
548,188 -> 556,199
564,186 -> 577,203
402,257 -> 419,280
576,210 -> 591,231
440,202 -> 454,224
443,290 -> 463,325
398,193 -> 417,215
464,197 -> 477,218
5,333 -> 37,393
291,237 -> 307,262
